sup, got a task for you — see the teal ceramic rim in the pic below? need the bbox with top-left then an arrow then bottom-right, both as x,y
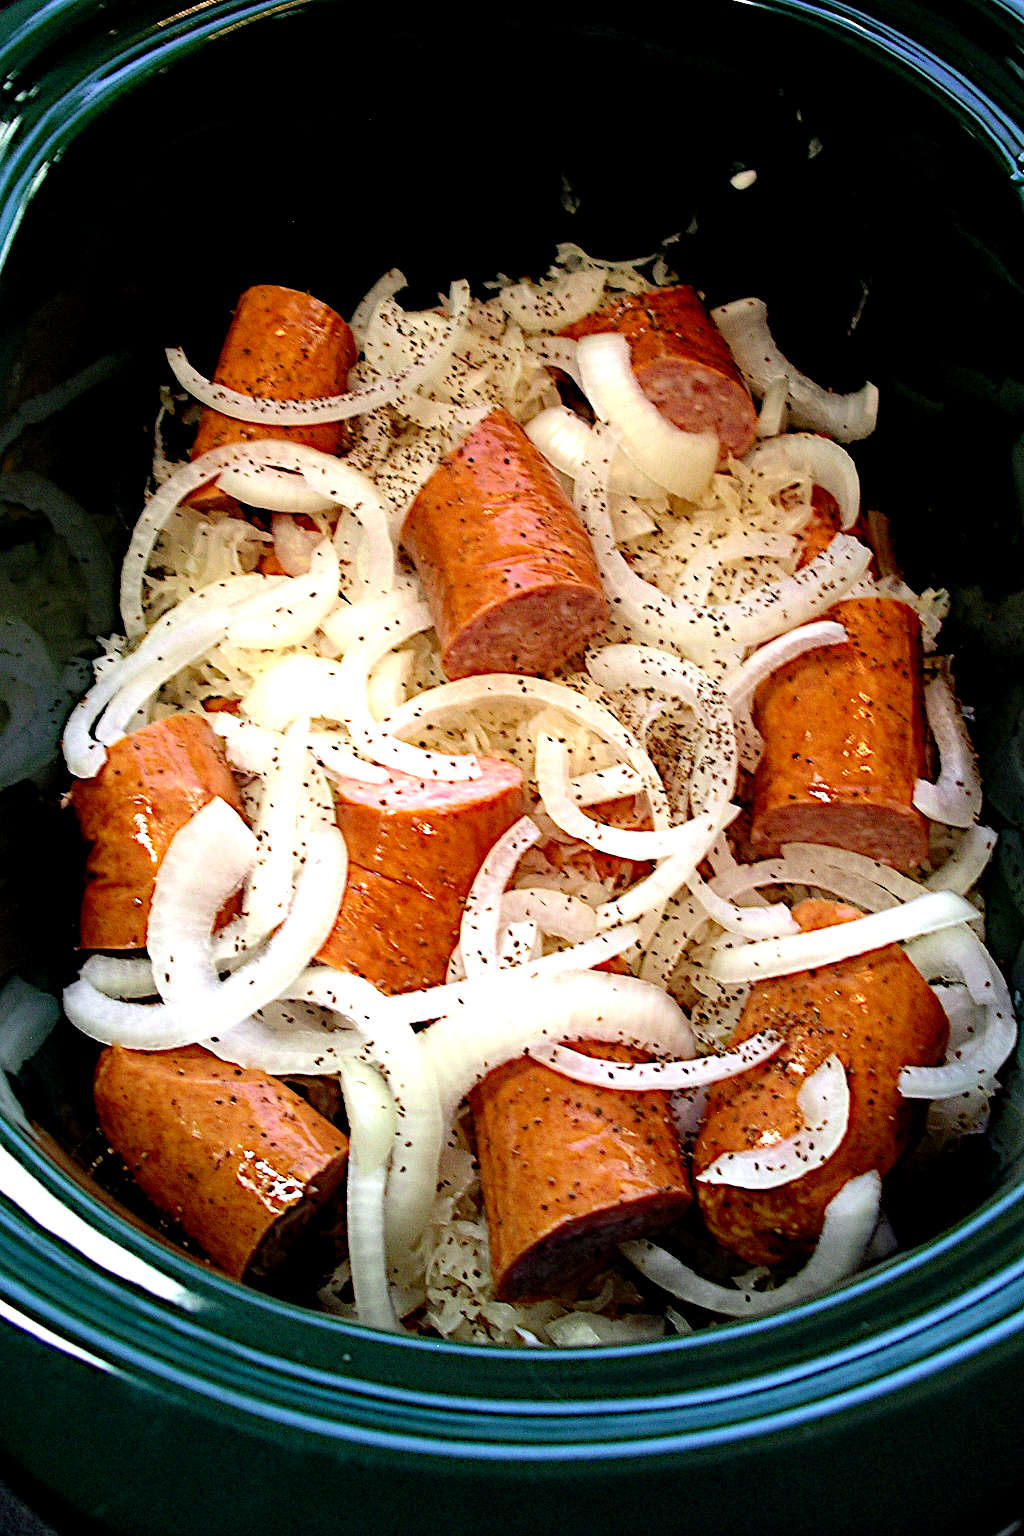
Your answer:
0,0 -> 1021,1460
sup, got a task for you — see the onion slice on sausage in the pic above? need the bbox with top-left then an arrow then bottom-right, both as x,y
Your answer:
709,890 -> 978,984
524,405 -> 665,498
744,434 -> 861,528
532,1028 -> 784,1091
711,297 -> 879,442
924,825 -> 997,895
913,674 -> 983,828
459,817 -> 543,975
620,1170 -> 882,1316
899,926 -> 1017,1097
697,1054 -> 850,1189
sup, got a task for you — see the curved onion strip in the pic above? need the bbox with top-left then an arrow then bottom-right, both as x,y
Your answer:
537,733 -> 716,861
63,828 -> 347,1048
147,799 -> 257,1005
569,763 -> 645,807
744,434 -> 860,528
459,818 -> 542,975
207,714 -> 283,777
776,843 -> 924,905
349,267 -> 408,345
337,1052 -> 402,1335
217,464 -> 337,517
573,442 -> 872,659
499,268 -> 606,333
723,621 -> 847,715
900,926 -> 1017,1097
925,825 -> 997,894
419,969 -> 694,1126
64,575 -> 277,777
576,333 -> 718,499
271,513 -> 319,575
384,672 -> 672,832
500,890 -> 598,945
319,579 -> 420,654
307,729 -> 390,784
586,644 -> 737,827
913,675 -> 983,827
225,539 -> 341,650
532,1027 -> 783,1091
524,405 -> 664,497
697,1054 -> 849,1189
711,297 -> 879,442
621,1170 -> 882,1317
687,870 -> 799,940
241,717 -> 311,941
165,279 -> 470,425
523,336 -> 584,388
755,376 -> 789,438
594,815 -> 722,929
499,920 -> 541,966
708,891 -> 977,984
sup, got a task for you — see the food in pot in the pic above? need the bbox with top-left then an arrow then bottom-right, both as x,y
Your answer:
52,246 -> 1015,1345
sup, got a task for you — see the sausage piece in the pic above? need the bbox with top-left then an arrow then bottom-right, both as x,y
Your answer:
70,713 -> 246,951
562,285 -> 757,464
471,1035 -> 692,1301
400,408 -> 608,679
693,899 -> 949,1266
94,1044 -> 349,1279
188,285 -> 358,514
749,597 -> 930,871
318,757 -> 526,992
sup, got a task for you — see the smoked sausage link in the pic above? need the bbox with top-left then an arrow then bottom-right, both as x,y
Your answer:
400,408 -> 608,679
750,598 -> 930,871
471,1038 -> 692,1301
693,899 -> 949,1266
70,713 -> 246,951
94,1044 -> 349,1279
188,284 -> 358,513
318,758 -> 525,992
562,285 -> 757,464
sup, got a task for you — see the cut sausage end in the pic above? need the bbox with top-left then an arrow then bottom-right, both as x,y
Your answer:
441,582 -> 608,680
750,799 -> 931,873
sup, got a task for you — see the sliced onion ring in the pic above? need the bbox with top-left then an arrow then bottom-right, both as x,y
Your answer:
524,405 -> 664,497
697,1054 -> 849,1189
900,926 -> 1017,1098
913,674 -> 983,827
744,433 -> 860,528
532,1027 -> 783,1091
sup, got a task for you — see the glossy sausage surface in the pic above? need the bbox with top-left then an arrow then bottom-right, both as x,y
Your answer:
563,284 -> 757,463
318,757 -> 525,991
750,597 -> 930,871
693,898 -> 949,1266
471,1035 -> 692,1301
94,1044 -> 349,1279
189,284 -> 357,513
400,408 -> 608,679
70,713 -> 246,951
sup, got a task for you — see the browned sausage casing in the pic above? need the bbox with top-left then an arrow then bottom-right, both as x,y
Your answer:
749,597 -> 930,871
94,1044 -> 349,1278
70,713 -> 246,951
189,284 -> 358,514
400,408 -> 608,679
693,899 -> 948,1266
318,757 -> 525,992
471,1037 -> 692,1301
562,285 -> 758,464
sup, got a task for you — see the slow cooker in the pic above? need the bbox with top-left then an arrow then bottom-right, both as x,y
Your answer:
0,2 -> 1022,1532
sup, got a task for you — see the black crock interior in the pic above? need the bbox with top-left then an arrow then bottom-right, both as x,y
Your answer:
0,0 -> 1022,1437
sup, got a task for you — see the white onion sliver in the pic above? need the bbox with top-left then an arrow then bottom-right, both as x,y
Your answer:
899,926 -> 1017,1098
621,1170 -> 882,1316
226,538 -> 342,651
744,434 -> 861,528
500,890 -> 598,945
711,297 -> 879,442
925,825 -> 997,894
524,405 -> 664,497
499,268 -> 606,333
217,464 -> 337,517
723,621 -> 847,715
709,891 -> 977,984
533,1028 -> 783,1091
687,870 -> 799,940
459,817 -> 542,975
595,814 -> 722,929
697,1054 -> 849,1189
577,333 -> 718,499
913,675 -> 983,828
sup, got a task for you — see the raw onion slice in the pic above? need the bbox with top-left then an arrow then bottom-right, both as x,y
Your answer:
349,267 -> 408,345
573,444 -> 872,659
271,513 -> 320,575
723,620 -> 847,770
523,336 -> 584,389
207,715 -> 284,777
165,279 -> 470,425
337,1058 -> 402,1333
216,464 -> 336,517
225,538 -> 341,650
711,298 -> 879,442
756,376 -> 789,438
576,332 -> 718,499
241,716 -> 312,942
899,926 -> 1017,1097
569,763 -> 645,806
499,920 -> 542,965
697,1054 -> 849,1188
585,644 -> 737,827
419,968 -> 694,1125
594,817 -> 723,928
776,843 -> 924,905
621,1170 -> 882,1316
709,890 -> 977,984
925,825 -> 997,894
307,729 -> 390,784
533,1028 -> 783,1091
687,870 -> 798,940
913,675 -> 983,827
459,817 -> 542,975
524,405 -> 664,497
147,798 -> 257,1006
536,732 -> 715,861
500,890 -> 598,945
319,578 -> 419,653
744,434 -> 861,528
499,268 -> 606,333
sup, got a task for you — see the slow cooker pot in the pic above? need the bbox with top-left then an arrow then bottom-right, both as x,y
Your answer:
0,2 -> 1022,1532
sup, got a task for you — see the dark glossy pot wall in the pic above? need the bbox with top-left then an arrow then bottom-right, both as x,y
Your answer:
0,3 -> 1023,1533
